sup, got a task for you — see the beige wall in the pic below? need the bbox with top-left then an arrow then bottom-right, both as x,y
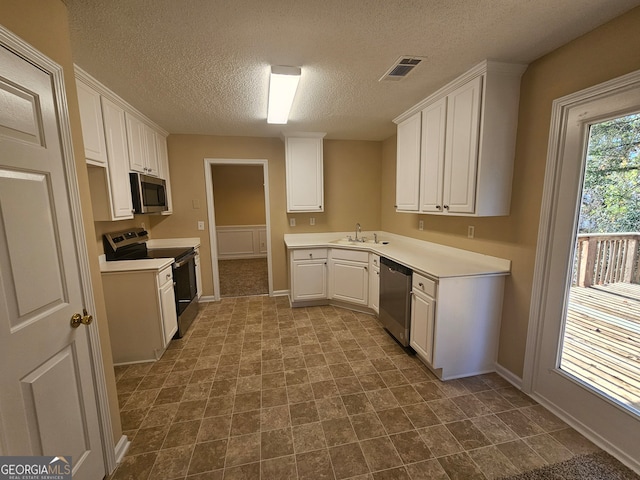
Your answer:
150,136 -> 382,296
381,6 -> 640,378
0,0 -> 122,443
211,165 -> 266,226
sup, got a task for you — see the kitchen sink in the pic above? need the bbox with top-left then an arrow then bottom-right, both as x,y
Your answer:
331,237 -> 389,246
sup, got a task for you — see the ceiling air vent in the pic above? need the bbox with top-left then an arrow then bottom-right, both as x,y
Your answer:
379,56 -> 426,82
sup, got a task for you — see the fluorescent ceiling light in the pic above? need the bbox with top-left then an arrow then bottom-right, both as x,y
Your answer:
267,65 -> 301,124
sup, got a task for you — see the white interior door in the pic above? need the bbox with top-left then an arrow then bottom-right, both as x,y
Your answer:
527,72 -> 640,471
0,43 -> 105,478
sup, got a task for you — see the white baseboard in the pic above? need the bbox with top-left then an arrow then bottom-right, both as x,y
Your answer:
114,434 -> 130,465
530,391 -> 640,474
494,363 -> 639,474
495,362 -> 523,389
272,290 -> 289,297
198,295 -> 217,303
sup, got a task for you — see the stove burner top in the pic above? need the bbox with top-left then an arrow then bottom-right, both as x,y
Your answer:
103,228 -> 194,263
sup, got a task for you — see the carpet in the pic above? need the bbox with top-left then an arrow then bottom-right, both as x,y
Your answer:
499,451 -> 639,480
218,257 -> 268,297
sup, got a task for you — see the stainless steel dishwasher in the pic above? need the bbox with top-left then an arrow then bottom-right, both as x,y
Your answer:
379,257 -> 412,347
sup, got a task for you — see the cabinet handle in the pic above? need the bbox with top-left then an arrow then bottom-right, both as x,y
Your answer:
166,274 -> 172,280
309,253 -> 313,258
419,282 -> 424,288
364,266 -> 368,272
443,205 -> 449,209
436,205 -> 442,210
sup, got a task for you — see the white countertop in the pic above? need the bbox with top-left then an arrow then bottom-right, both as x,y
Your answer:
100,257 -> 174,273
284,231 -> 510,279
100,237 -> 201,273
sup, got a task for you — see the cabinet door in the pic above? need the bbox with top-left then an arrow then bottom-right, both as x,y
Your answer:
125,112 -> 147,174
420,98 -> 447,213
144,124 -> 160,176
155,131 -> 173,213
286,136 -> 324,212
76,81 -> 107,165
330,260 -> 368,305
159,277 -> 178,347
442,75 -> 482,214
395,112 -> 421,211
101,97 -> 134,219
369,266 -> 380,314
410,289 -> 435,364
194,249 -> 202,299
292,260 -> 327,301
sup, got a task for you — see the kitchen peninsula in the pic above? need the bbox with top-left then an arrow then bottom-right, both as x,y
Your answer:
285,231 -> 510,380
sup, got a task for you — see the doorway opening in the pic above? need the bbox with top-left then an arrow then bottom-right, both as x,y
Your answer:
561,112 -> 640,414
204,159 -> 273,300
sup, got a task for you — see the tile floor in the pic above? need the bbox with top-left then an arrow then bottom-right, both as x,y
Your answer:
111,295 -> 601,480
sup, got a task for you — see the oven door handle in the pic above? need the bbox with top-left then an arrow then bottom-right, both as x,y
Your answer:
174,251 -> 197,269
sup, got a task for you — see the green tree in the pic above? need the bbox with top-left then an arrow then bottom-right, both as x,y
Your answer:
579,113 -> 640,233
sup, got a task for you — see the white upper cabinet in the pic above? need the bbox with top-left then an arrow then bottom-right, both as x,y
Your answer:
395,113 -> 422,211
419,97 -> 447,213
101,97 -> 134,219
285,133 -> 325,212
395,60 -> 526,217
126,113 -> 159,177
155,131 -> 173,215
442,75 -> 482,214
76,80 -> 107,166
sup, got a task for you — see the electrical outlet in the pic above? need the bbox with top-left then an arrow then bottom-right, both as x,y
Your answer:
310,217 -> 315,226
418,220 -> 424,231
468,225 -> 475,239
289,218 -> 296,227
198,221 -> 205,231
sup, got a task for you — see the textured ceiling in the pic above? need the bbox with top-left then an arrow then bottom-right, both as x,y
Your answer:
66,0 -> 640,141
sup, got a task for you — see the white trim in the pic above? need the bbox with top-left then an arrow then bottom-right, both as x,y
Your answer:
494,363 -> 523,389
0,26 -> 116,473
523,68 -> 640,472
523,68 -> 640,391
199,295 -> 217,303
204,159 -> 273,301
272,290 -> 289,297
529,391 -> 640,473
114,435 -> 130,464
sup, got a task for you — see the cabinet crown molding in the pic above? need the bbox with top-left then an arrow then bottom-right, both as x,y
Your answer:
74,65 -> 169,137
393,59 -> 527,125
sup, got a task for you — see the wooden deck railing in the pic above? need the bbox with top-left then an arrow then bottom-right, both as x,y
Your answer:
574,233 -> 640,287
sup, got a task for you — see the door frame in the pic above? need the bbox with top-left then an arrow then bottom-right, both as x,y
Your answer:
204,158 -> 273,301
0,26 -> 116,471
523,68 -> 640,471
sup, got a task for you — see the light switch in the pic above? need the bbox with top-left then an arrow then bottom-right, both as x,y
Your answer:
289,218 -> 296,227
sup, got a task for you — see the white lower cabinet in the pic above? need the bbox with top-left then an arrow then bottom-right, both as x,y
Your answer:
369,254 -> 380,314
101,264 -> 177,364
290,248 -> 328,302
158,266 -> 178,345
410,273 -> 436,364
411,273 -> 505,380
194,247 -> 202,299
329,249 -> 369,306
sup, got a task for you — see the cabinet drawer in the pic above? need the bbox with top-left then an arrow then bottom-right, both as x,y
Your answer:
293,248 -> 327,260
370,254 -> 380,268
413,272 -> 437,297
331,248 -> 368,263
159,265 -> 173,287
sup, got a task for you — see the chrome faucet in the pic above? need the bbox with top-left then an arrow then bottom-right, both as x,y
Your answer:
355,223 -> 362,242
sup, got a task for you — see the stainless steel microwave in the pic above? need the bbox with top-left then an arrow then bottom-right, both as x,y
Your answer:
129,172 -> 168,214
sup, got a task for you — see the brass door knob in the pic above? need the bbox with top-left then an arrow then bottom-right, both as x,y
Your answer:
70,308 -> 93,328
